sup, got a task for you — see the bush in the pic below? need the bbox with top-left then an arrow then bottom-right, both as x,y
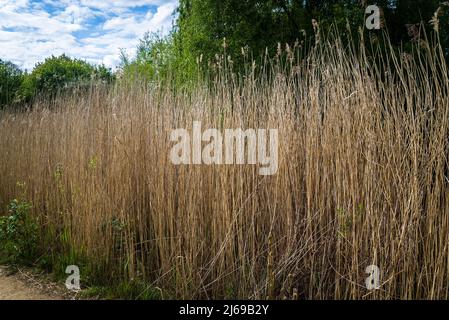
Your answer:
0,199 -> 38,264
19,54 -> 114,102
0,59 -> 23,109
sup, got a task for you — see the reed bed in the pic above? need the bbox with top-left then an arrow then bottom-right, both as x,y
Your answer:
0,38 -> 448,299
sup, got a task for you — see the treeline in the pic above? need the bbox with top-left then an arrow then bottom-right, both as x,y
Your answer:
1,0 -> 449,109
121,0 -> 449,83
0,55 -> 114,109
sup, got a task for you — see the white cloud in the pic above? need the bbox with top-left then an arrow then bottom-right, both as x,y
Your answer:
56,4 -> 95,24
0,0 -> 178,70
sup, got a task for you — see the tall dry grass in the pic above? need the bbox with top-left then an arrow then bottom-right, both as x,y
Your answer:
0,36 -> 448,299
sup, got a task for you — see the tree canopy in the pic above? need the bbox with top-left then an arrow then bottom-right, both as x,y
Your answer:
174,0 -> 449,69
0,55 -> 114,108
0,59 -> 23,108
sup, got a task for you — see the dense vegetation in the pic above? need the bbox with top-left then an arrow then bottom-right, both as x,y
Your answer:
1,55 -> 114,109
2,0 -> 448,109
163,0 -> 449,82
1,33 -> 448,299
0,60 -> 23,108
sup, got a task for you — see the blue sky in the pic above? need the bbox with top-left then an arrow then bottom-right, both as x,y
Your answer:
0,0 -> 178,70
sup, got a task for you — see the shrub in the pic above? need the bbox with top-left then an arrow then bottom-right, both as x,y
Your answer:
19,54 -> 114,102
0,59 -> 23,109
0,199 -> 38,264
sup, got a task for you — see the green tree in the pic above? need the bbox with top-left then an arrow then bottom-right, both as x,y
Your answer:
19,54 -> 114,102
176,0 -> 310,69
120,32 -> 176,82
175,0 -> 448,69
118,0 -> 448,88
0,59 -> 23,109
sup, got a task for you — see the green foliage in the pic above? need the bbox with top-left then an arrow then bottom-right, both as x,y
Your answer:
18,54 -> 114,102
95,64 -> 116,84
176,0 -> 311,70
0,59 -> 23,108
120,32 -> 186,85
170,0 -> 449,83
172,0 -> 374,72
26,54 -> 93,97
0,199 -> 38,264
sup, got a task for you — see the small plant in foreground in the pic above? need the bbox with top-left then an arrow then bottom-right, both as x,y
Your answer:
0,199 -> 38,264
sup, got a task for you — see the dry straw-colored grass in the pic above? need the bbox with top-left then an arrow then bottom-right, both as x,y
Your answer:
0,36 -> 448,299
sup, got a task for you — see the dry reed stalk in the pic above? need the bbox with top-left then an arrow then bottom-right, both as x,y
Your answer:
0,36 -> 448,299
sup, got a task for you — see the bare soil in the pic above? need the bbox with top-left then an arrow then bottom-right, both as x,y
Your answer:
0,266 -> 64,300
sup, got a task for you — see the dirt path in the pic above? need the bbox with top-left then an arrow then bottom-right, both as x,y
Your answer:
0,266 -> 62,300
